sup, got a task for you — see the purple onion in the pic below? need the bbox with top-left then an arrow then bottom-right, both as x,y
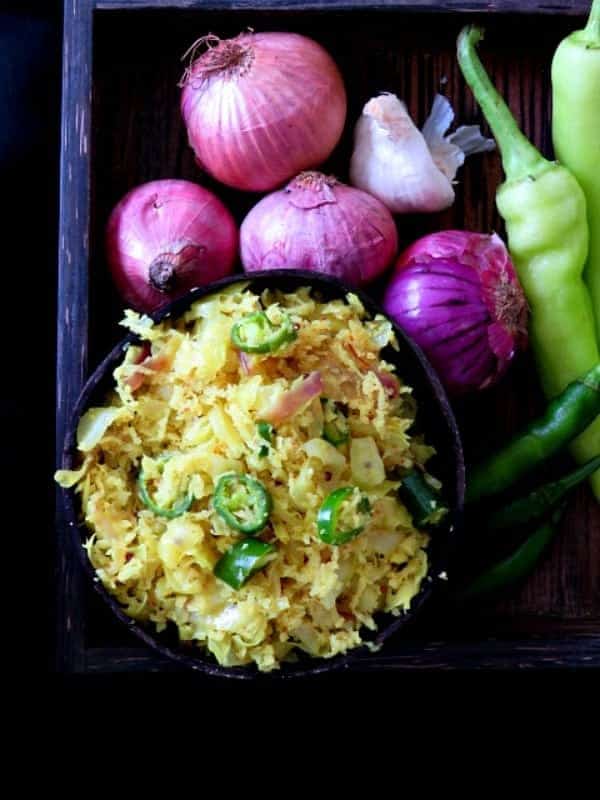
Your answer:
383,231 -> 528,395
240,171 -> 398,286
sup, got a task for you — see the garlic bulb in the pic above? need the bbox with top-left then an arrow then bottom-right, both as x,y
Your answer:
349,93 -> 495,214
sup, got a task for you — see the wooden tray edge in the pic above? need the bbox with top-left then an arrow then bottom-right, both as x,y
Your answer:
55,0 -> 596,674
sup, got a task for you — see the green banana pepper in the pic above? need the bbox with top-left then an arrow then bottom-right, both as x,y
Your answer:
458,25 -> 600,501
552,0 -> 600,341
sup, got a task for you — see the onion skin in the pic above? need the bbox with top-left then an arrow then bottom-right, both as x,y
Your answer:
241,172 -> 398,286
383,230 -> 528,395
180,32 -> 347,192
106,179 -> 238,313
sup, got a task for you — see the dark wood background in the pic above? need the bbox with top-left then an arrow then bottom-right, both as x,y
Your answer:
55,0 -> 599,673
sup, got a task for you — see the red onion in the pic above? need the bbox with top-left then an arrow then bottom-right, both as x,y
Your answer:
375,370 -> 400,398
106,179 -> 238,313
238,351 -> 262,377
382,231 -> 528,395
238,351 -> 252,376
180,32 -> 347,192
263,371 -> 323,425
344,341 -> 399,396
241,172 -> 398,286
125,350 -> 170,393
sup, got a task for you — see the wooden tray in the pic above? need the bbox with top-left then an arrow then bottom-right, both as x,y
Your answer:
56,0 -> 600,673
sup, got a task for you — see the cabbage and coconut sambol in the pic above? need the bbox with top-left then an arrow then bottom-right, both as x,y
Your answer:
56,283 -> 447,671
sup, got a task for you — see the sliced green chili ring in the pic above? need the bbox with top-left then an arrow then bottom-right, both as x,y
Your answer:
321,399 -> 349,446
138,471 -> 193,519
358,496 -> 371,514
317,486 -> 371,546
231,310 -> 297,354
214,538 -> 276,590
399,469 -> 446,527
257,421 -> 274,443
213,473 -> 272,534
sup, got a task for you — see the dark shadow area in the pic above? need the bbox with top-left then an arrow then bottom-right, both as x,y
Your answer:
0,1 -> 62,671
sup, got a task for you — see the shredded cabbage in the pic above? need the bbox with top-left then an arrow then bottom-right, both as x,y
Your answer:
55,283 -> 437,672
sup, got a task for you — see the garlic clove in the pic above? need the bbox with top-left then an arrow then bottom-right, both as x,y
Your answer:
350,92 -> 495,216
350,93 -> 455,214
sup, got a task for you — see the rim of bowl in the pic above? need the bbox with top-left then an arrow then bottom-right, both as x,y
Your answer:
59,269 -> 466,680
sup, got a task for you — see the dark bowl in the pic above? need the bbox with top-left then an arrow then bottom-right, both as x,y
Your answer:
59,270 -> 465,679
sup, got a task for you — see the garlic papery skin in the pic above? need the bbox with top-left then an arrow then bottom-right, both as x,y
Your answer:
350,93 -> 495,214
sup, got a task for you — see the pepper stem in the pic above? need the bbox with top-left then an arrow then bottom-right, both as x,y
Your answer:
457,26 -> 547,181
584,0 -> 600,42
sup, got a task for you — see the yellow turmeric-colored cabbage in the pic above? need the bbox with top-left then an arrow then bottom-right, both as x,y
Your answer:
56,283 -> 440,671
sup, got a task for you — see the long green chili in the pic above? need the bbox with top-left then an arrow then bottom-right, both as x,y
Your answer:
460,506 -> 565,600
467,364 -> 600,504
485,455 -> 600,533
458,26 -> 600,499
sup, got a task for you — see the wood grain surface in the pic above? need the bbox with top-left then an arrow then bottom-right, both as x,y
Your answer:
56,0 -> 93,673
94,0 -> 591,14
57,0 -> 599,671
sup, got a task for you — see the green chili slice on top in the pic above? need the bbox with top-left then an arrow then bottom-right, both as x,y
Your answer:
231,310 -> 297,354
321,399 -> 349,446
138,466 -> 193,519
399,470 -> 447,528
257,422 -> 275,458
257,421 -> 275,443
317,486 -> 371,546
213,473 -> 272,534
214,538 -> 276,590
